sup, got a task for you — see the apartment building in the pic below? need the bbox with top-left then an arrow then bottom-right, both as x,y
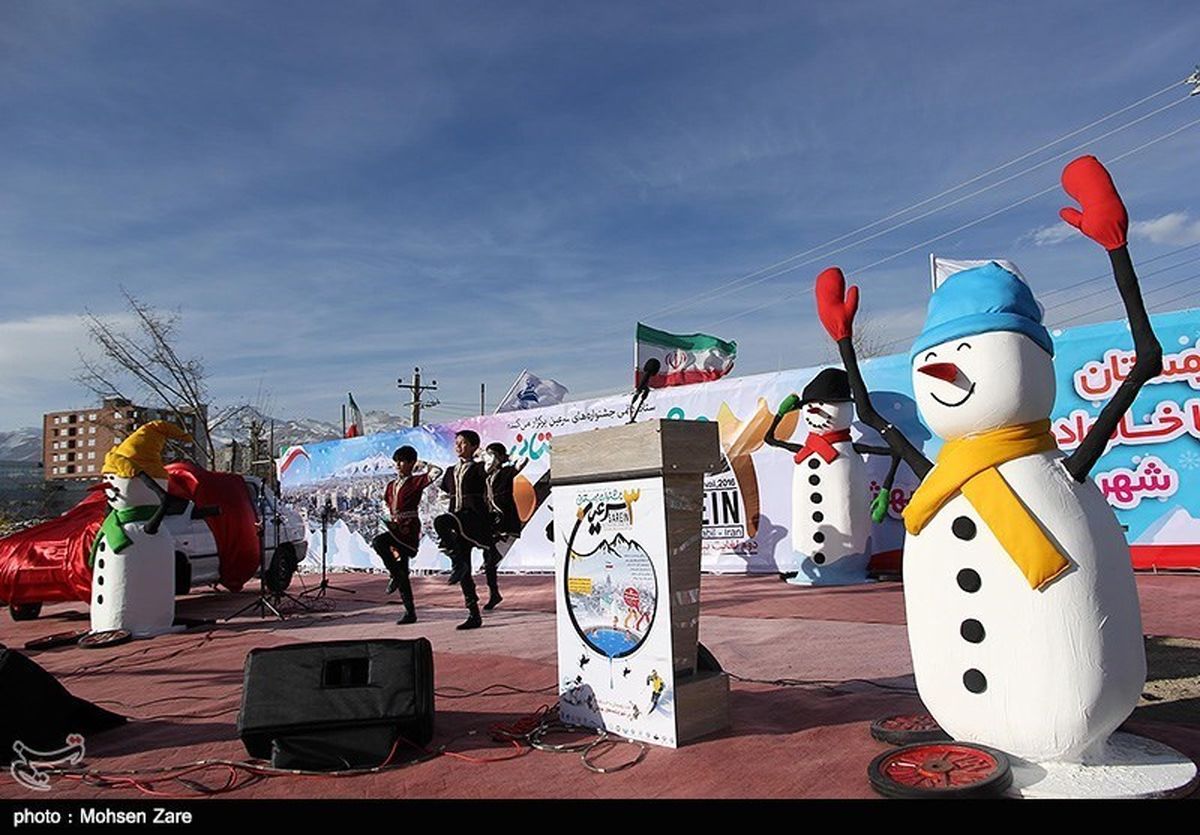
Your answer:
43,398 -> 208,481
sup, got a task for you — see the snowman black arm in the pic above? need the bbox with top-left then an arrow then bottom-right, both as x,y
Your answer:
1063,246 -> 1163,482
852,443 -> 892,456
837,337 -> 932,479
764,414 -> 802,454
137,473 -> 170,536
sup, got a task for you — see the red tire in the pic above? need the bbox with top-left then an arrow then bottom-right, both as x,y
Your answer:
24,629 -> 90,651
78,629 -> 132,650
870,713 -> 950,745
869,742 -> 1012,798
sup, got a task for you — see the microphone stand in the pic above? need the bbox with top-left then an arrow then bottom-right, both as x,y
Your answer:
228,483 -> 308,620
299,498 -> 357,600
627,387 -> 650,424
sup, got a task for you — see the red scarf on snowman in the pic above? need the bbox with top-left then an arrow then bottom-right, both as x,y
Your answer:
793,429 -> 852,464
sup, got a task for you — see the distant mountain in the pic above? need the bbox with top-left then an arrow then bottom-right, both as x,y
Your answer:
211,406 -> 409,451
0,406 -> 411,464
0,427 -> 42,463
335,453 -> 395,479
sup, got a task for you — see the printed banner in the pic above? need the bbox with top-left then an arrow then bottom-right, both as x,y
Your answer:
279,308 -> 1200,574
554,477 -> 678,746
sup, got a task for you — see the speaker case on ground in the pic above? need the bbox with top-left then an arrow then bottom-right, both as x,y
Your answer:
0,645 -> 126,765
237,638 -> 434,770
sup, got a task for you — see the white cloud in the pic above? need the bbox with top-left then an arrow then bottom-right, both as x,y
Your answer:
1130,212 -> 1200,246
1027,212 -> 1200,248
1029,222 -> 1076,247
0,313 -> 136,426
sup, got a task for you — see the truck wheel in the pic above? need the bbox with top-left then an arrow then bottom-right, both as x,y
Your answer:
10,602 -> 43,621
265,543 -> 298,594
174,552 -> 192,595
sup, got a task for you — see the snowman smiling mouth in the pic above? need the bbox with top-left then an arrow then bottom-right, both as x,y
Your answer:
919,362 -> 976,408
805,405 -> 833,429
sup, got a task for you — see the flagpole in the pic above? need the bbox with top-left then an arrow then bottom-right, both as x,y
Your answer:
479,382 -> 485,416
633,323 -> 640,390
494,369 -> 526,415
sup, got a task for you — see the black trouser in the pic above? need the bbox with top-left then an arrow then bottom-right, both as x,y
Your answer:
433,514 -> 480,610
370,533 -> 414,610
483,544 -> 501,597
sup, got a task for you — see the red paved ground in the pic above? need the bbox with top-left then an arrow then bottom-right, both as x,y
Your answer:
3,571 -> 1198,799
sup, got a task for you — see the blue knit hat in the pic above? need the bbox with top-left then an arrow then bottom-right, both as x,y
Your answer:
911,262 -> 1053,360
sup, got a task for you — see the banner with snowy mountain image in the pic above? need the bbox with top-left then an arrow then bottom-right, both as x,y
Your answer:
278,307 -> 1200,573
555,478 -> 679,747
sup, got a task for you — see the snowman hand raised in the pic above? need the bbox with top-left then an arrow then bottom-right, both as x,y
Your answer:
815,267 -> 859,342
776,394 -> 801,417
1059,155 -> 1128,251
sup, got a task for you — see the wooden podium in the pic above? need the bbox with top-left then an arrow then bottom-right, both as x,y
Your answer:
550,419 -> 730,747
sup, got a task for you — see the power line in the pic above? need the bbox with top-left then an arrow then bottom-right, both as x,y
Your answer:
707,112 -> 1200,330
1051,269 -> 1200,327
872,247 -> 1200,353
1145,287 -> 1200,312
639,78 -> 1192,323
1038,242 -> 1200,299
1043,253 -> 1200,315
396,368 -> 438,426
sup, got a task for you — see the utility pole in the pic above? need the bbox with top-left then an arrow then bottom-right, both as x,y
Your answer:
479,383 -> 485,415
397,367 -> 439,427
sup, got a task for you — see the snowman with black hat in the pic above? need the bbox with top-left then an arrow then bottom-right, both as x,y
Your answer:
766,367 -> 893,585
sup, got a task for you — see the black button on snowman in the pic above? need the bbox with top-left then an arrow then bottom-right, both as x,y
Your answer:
814,155 -> 1160,766
765,368 -> 885,586
87,421 -> 191,639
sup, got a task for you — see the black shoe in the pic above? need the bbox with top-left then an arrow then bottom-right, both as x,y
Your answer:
483,592 -> 502,611
385,577 -> 399,595
456,609 -> 482,630
396,611 -> 417,625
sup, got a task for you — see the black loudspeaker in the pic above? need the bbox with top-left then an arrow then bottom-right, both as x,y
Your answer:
0,645 -> 126,765
237,639 -> 434,770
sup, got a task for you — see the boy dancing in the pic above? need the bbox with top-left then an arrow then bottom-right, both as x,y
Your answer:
371,446 -> 440,625
433,430 -> 489,630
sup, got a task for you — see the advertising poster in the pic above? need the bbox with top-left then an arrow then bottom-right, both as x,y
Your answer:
553,477 -> 680,747
278,308 -> 1200,574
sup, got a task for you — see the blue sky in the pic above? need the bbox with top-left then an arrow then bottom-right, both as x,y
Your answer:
1,1 -> 1198,429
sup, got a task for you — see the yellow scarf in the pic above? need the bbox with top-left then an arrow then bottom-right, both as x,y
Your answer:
902,420 -> 1069,590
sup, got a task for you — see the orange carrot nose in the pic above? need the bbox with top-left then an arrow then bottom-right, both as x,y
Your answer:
918,362 -> 960,382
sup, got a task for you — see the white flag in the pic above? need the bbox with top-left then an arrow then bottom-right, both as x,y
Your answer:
930,255 -> 1027,291
495,369 -> 569,413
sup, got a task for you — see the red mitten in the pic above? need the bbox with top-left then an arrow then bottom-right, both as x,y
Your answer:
815,267 -> 859,342
1059,155 -> 1128,250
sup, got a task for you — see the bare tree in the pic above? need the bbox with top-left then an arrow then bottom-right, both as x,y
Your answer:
76,289 -> 242,466
821,313 -> 890,364
851,315 -> 889,360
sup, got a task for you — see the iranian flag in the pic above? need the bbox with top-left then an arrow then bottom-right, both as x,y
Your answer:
635,323 -> 737,388
345,392 -> 364,438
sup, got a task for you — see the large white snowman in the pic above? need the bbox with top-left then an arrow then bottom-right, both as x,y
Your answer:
88,421 -> 191,638
766,368 -> 889,585
814,156 -> 1163,765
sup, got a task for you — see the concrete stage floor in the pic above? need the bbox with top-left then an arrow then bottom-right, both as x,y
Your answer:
3,571 -> 1199,800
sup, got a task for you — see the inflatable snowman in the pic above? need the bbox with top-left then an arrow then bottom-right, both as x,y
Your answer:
765,368 -> 891,585
815,156 -> 1163,767
88,421 -> 191,638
